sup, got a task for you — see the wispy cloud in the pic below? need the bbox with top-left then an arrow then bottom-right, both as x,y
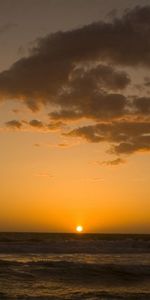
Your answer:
5,120 -> 22,129
99,158 -> 126,166
34,172 -> 54,179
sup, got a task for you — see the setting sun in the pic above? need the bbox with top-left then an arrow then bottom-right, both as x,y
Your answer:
76,225 -> 83,233
0,1 -> 150,299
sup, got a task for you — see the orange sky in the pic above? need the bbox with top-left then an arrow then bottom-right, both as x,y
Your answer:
0,0 -> 150,233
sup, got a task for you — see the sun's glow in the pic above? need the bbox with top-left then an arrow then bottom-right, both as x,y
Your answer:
76,225 -> 83,233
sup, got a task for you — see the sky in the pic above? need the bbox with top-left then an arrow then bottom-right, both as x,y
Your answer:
0,0 -> 150,233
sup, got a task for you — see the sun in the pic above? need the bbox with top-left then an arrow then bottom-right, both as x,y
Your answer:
76,225 -> 83,233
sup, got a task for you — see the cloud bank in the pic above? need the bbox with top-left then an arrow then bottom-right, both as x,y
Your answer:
1,5 -> 150,162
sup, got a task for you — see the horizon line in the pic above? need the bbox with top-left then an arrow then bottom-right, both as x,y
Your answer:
0,231 -> 150,235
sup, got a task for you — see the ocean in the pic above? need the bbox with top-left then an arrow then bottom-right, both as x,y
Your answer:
0,233 -> 149,299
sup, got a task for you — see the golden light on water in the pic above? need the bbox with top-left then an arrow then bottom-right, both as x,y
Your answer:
76,225 -> 83,233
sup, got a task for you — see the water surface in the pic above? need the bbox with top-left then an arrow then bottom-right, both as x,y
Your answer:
0,233 -> 149,299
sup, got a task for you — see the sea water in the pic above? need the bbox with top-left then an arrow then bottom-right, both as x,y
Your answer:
0,233 -> 149,299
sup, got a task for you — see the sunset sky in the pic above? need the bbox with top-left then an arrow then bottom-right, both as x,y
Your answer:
0,0 -> 150,233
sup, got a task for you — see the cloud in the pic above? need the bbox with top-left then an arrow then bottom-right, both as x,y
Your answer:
0,6 -> 149,111
0,6 -> 150,161
133,97 -> 150,115
5,119 -> 45,131
67,121 -> 150,155
100,158 -> 126,166
5,120 -> 22,129
50,91 -> 127,121
47,121 -> 65,131
4,119 -> 66,133
34,172 -> 54,179
50,109 -> 83,121
29,119 -> 44,128
57,143 -> 70,148
113,135 -> 150,154
49,64 -> 129,122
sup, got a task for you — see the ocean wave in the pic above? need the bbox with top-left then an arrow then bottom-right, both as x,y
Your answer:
0,291 -> 150,299
0,259 -> 150,284
0,233 -> 149,254
0,234 -> 149,299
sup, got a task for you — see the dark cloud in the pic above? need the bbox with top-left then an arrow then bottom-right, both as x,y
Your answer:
69,64 -> 130,91
100,158 -> 126,166
4,119 -> 65,132
49,110 -> 82,121
0,5 -> 149,111
47,121 -> 65,130
133,97 -> 150,115
114,135 -> 150,154
29,119 -> 44,128
67,121 -> 150,154
5,120 -> 22,129
144,77 -> 150,87
49,64 -> 129,121
1,6 -> 150,161
50,92 -> 127,121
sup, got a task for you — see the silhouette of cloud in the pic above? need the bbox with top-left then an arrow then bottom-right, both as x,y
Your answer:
50,91 -> 127,121
100,158 -> 126,166
5,120 -> 22,129
47,121 -> 65,131
29,119 -> 44,128
1,6 -> 150,161
0,6 -> 149,111
4,119 -> 66,133
133,97 -> 150,115
67,121 -> 150,155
